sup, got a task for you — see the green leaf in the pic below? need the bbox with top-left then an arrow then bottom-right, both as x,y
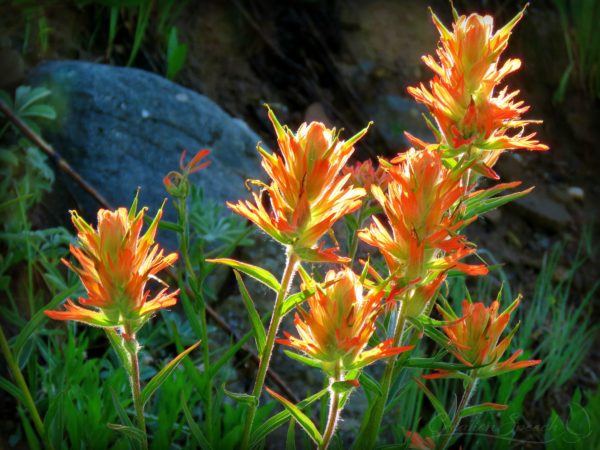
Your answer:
166,26 -> 188,80
13,284 -> 79,360
20,104 -> 56,120
110,388 -> 139,449
404,357 -> 475,371
0,375 -> 25,403
209,331 -> 253,378
359,371 -> 382,397
234,271 -> 266,353
222,384 -> 258,406
331,380 -> 359,394
141,341 -> 200,406
207,258 -> 280,292
282,286 -> 316,316
460,403 -> 508,418
156,219 -> 184,233
413,378 -> 452,430
286,418 -> 296,450
107,424 -> 145,443
181,395 -> 213,449
283,350 -> 322,369
18,407 -> 41,450
15,86 -> 51,113
250,388 -> 328,448
265,388 -> 323,446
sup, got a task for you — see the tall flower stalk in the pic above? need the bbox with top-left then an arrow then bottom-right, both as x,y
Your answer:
214,106 -> 370,449
273,269 -> 412,449
45,196 -> 181,450
354,5 -> 547,448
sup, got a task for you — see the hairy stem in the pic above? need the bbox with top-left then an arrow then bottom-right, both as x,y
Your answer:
437,377 -> 479,450
240,250 -> 299,450
126,337 -> 148,450
320,365 -> 343,450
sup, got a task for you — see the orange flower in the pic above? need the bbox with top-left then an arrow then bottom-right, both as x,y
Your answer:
228,107 -> 368,263
407,7 -> 548,176
277,269 -> 413,374
342,159 -> 389,193
45,197 -> 179,332
163,149 -> 211,198
424,297 -> 541,379
359,149 -> 487,281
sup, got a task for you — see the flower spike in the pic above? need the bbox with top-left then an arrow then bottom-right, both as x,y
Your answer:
45,197 -> 179,333
228,107 -> 369,262
423,296 -> 541,379
278,269 -> 413,375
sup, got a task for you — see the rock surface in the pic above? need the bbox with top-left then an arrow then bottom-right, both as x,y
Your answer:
27,61 -> 263,220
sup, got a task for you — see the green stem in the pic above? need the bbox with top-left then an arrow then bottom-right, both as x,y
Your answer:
0,323 -> 53,450
126,337 -> 148,450
437,377 -> 478,450
354,302 -> 408,449
240,249 -> 299,450
320,365 -> 343,450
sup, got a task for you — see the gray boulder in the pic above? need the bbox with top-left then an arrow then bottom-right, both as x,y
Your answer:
27,61 -> 263,221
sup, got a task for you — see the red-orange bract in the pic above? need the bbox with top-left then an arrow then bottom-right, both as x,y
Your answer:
405,431 -> 435,450
342,159 -> 389,194
277,269 -> 413,374
228,107 -> 368,263
359,149 -> 487,282
45,197 -> 179,332
424,297 -> 541,379
407,7 -> 548,177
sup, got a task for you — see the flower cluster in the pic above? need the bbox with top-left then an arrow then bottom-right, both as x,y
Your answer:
407,8 -> 548,178
45,198 -> 179,334
278,269 -> 413,375
228,107 -> 368,263
360,149 -> 487,282
424,297 -> 541,380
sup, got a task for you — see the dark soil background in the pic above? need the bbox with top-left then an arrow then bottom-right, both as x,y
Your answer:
1,0 -> 599,446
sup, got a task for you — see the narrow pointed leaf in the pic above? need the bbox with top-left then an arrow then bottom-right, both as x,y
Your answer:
234,270 -> 266,353
207,258 -> 280,292
250,388 -> 328,448
282,287 -> 316,316
181,395 -> 213,449
460,403 -> 508,418
107,424 -> 145,443
265,388 -> 323,445
359,371 -> 382,397
283,350 -> 322,369
14,284 -> 79,359
222,384 -> 258,406
141,341 -> 200,406
413,378 -> 452,430
331,380 -> 359,394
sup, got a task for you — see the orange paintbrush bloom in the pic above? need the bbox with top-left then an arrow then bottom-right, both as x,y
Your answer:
424,297 -> 541,379
359,149 -> 487,282
228,107 -> 368,263
407,7 -> 548,176
277,269 -> 413,374
45,197 -> 179,332
163,149 -> 211,198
